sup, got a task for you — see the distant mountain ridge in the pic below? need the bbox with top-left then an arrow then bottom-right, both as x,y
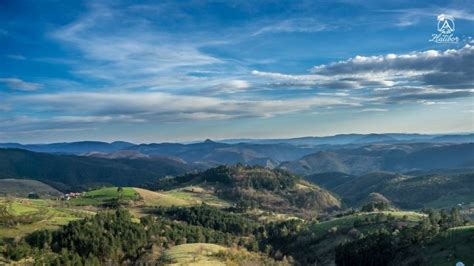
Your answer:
0,141 -> 134,154
279,143 -> 474,175
307,171 -> 474,209
1,133 -> 472,168
0,148 -> 192,191
220,133 -> 474,145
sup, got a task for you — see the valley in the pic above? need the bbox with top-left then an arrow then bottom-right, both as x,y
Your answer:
0,134 -> 473,265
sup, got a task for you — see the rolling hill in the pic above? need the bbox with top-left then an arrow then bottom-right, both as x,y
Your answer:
0,148 -> 191,191
0,179 -> 62,198
279,143 -> 474,175
0,141 -> 134,154
151,165 -> 341,217
315,171 -> 474,209
1,134 -> 472,171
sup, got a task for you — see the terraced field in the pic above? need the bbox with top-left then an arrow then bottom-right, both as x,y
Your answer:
0,198 -> 94,239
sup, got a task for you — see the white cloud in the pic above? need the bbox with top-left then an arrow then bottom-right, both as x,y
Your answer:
360,108 -> 388,112
0,78 -> 42,91
6,54 -> 26,60
251,70 -> 394,90
252,18 -> 329,36
252,46 -> 474,103
202,79 -> 251,95
6,91 -> 355,130
50,2 -> 223,85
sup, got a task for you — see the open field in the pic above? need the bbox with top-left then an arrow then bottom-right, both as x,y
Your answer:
134,188 -> 191,207
164,243 -> 227,266
163,188 -> 231,208
0,198 -> 94,239
69,187 -> 139,206
244,208 -> 301,223
69,186 -> 230,208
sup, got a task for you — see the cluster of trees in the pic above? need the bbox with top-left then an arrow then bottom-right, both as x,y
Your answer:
360,201 -> 390,212
153,165 -> 300,192
154,204 -> 258,235
4,209 -> 241,265
4,197 -> 469,266
335,208 -> 467,265
3,204 -> 305,264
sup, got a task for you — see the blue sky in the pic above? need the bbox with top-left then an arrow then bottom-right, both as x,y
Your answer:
0,0 -> 473,143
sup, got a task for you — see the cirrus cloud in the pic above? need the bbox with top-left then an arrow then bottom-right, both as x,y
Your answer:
0,78 -> 43,91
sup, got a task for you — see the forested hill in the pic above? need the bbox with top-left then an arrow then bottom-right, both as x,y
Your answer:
307,171 -> 474,210
152,165 -> 341,217
0,148 -> 191,191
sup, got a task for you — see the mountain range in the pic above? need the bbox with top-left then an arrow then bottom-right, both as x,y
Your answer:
1,133 -> 472,170
1,133 -> 473,185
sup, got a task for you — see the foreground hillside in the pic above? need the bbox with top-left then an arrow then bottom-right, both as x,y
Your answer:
3,202 -> 471,265
151,165 -> 341,218
0,166 -> 472,265
0,162 -> 472,265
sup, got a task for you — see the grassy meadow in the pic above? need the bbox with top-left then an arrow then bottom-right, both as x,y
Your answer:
0,198 -> 94,239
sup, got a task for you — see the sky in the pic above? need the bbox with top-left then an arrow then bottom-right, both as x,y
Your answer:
0,0 -> 473,143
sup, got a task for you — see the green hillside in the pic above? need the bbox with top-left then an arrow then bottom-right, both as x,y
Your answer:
151,165 -> 341,218
0,179 -> 62,198
69,187 -> 140,206
0,198 -> 94,239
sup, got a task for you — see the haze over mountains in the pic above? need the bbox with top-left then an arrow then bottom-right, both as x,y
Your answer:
1,133 -> 473,174
0,132 -> 473,193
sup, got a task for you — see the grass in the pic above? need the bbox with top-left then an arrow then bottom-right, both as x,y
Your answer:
0,197 -> 94,239
449,225 -> 474,231
7,201 -> 39,215
70,187 -> 139,206
163,187 -> 230,208
133,188 -> 191,207
68,186 -> 229,208
164,243 -> 227,266
245,208 -> 301,223
134,185 -> 230,208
